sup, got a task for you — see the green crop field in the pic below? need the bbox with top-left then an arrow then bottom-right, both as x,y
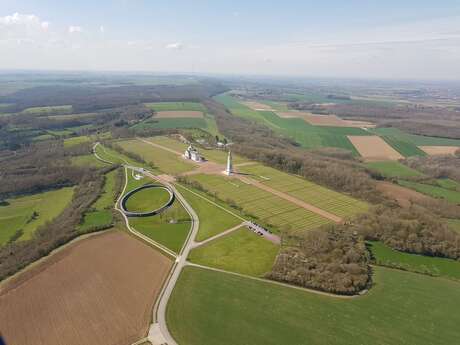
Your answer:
398,180 -> 460,204
125,187 -> 171,212
436,178 -> 460,191
369,241 -> 460,280
189,228 -> 279,277
144,101 -> 206,112
380,135 -> 427,157
371,127 -> 460,147
167,266 -> 460,345
214,94 -> 368,154
21,105 -> 73,115
238,164 -> 368,218
134,117 -> 208,130
0,187 -> 74,244
63,135 -> 91,147
365,161 -> 423,178
187,174 -> 331,233
116,139 -> 195,174
177,185 -> 242,241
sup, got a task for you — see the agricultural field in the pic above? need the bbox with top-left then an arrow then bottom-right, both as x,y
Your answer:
419,146 -> 460,155
0,187 -> 74,244
125,187 -> 171,213
177,185 -> 242,241
116,139 -> 195,174
156,111 -> 204,118
70,154 -> 106,168
144,101 -> 206,112
167,266 -> 460,345
189,228 -> 279,277
187,174 -> 331,233
0,230 -> 172,345
348,135 -> 404,161
370,127 -> 460,147
238,164 -> 368,218
21,105 -> 73,115
63,135 -> 91,147
365,161 -> 424,178
277,111 -> 374,128
380,135 -> 427,157
398,180 -> 460,204
369,241 -> 460,280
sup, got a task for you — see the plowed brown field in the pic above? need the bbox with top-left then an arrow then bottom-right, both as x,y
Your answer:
419,146 -> 460,155
0,230 -> 171,345
348,135 -> 404,161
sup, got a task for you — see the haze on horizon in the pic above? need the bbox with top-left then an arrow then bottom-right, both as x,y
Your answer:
1,0 -> 460,81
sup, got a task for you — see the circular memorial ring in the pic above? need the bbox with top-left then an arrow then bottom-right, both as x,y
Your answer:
120,184 -> 175,217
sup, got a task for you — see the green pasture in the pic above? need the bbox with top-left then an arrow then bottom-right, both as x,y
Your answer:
239,164 -> 368,218
369,241 -> 460,281
63,135 -> 91,148
124,187 -> 171,213
116,139 -> 195,174
398,180 -> 460,204
144,101 -> 206,112
365,161 -> 423,178
189,228 -> 279,277
134,118 -> 208,130
187,174 -> 331,233
436,178 -> 460,191
0,187 -> 74,244
371,127 -> 460,147
167,266 -> 460,345
70,154 -> 106,168
177,185 -> 242,241
380,135 -> 427,157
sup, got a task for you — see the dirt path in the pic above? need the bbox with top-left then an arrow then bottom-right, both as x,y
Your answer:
192,223 -> 246,248
138,138 -> 183,156
238,176 -> 343,223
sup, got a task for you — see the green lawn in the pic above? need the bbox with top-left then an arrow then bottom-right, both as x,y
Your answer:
238,164 -> 368,218
0,187 -> 74,244
144,101 -> 206,112
79,210 -> 113,232
187,173 -> 331,233
369,241 -> 460,281
177,185 -> 241,241
124,187 -> 171,212
94,143 -> 142,166
93,169 -> 118,209
365,161 -> 424,178
116,139 -> 195,174
167,266 -> 460,345
63,135 -> 91,147
398,180 -> 460,204
189,228 -> 279,277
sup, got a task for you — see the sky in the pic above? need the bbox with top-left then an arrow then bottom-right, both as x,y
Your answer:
1,0 -> 460,80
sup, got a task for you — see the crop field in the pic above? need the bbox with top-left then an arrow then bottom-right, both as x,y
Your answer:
348,135 -> 404,161
365,161 -> 423,178
0,187 -> 74,244
238,164 -> 368,218
277,111 -> 374,128
116,139 -> 195,174
177,185 -> 242,241
0,230 -> 172,345
370,127 -> 460,147
241,101 -> 275,111
435,178 -> 460,191
419,146 -> 460,155
125,187 -> 171,213
63,135 -> 91,147
369,241 -> 460,281
144,101 -> 206,112
134,117 -> 208,130
214,94 -> 369,154
21,105 -> 73,115
187,174 -> 331,233
167,265 -> 460,345
398,180 -> 460,204
189,228 -> 279,277
380,135 -> 427,157
155,110 -> 204,118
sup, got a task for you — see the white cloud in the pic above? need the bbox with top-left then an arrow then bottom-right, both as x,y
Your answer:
68,26 -> 82,34
100,25 -> 105,33
165,42 -> 183,50
41,21 -> 49,30
0,12 -> 49,32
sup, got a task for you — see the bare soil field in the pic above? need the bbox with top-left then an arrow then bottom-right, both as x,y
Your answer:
348,135 -> 404,161
419,146 -> 460,155
276,111 -> 374,127
155,110 -> 204,118
376,181 -> 432,207
0,230 -> 171,345
241,101 -> 274,111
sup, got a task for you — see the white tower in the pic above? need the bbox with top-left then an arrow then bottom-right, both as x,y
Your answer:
224,150 -> 233,176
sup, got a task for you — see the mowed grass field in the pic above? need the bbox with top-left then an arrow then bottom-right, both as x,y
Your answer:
177,185 -> 242,241
0,187 -> 74,244
371,127 -> 460,148
70,154 -> 106,168
187,174 -> 331,233
398,180 -> 460,204
63,135 -> 91,148
369,241 -> 460,280
214,94 -> 368,155
167,266 -> 460,345
124,187 -> 171,213
239,164 -> 368,218
189,228 -> 279,277
116,139 -> 195,174
365,161 -> 424,178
